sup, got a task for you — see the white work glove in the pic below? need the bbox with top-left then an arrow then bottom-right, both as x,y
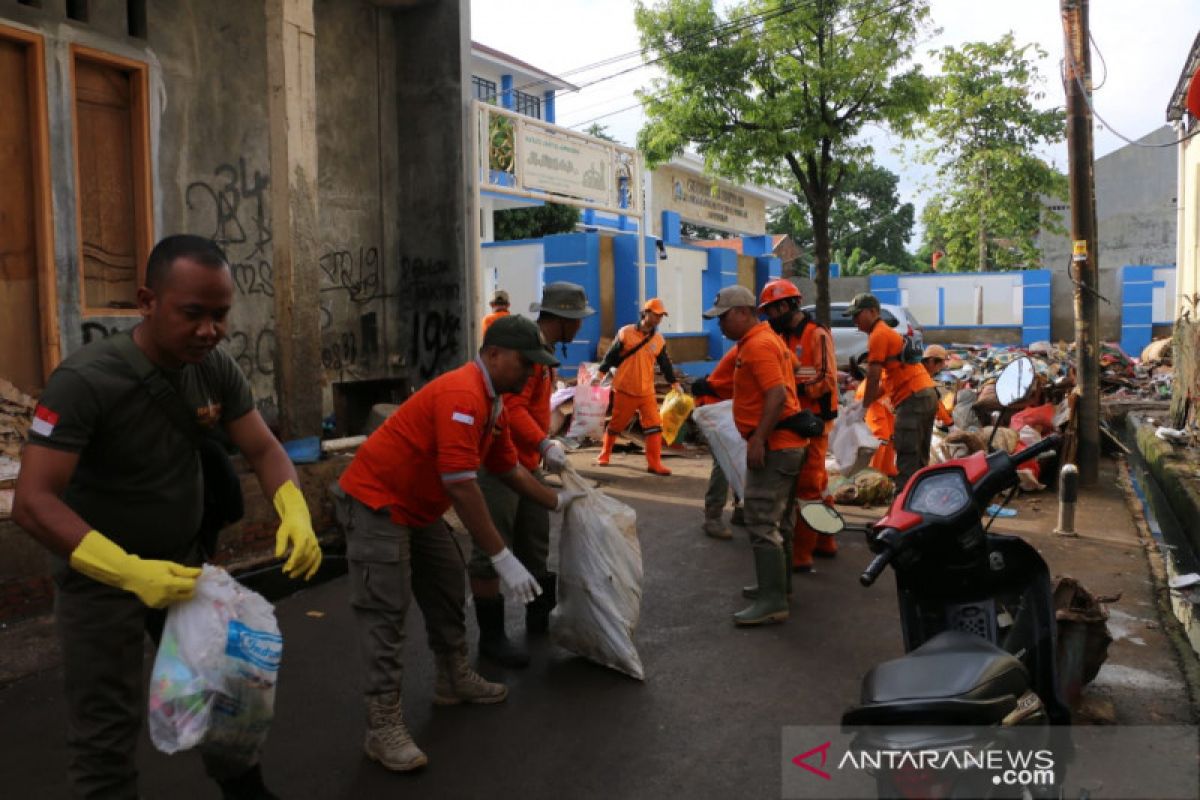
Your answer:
554,489 -> 587,512
490,547 -> 542,604
540,439 -> 568,474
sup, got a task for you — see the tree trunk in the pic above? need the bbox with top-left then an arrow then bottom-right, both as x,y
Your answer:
977,219 -> 987,272
811,200 -> 832,327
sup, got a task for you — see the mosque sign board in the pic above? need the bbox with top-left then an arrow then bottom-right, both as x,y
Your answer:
651,166 -> 767,236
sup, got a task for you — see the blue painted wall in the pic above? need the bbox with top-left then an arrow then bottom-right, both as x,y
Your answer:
543,232 -> 602,365
1021,269 -> 1051,345
1120,265 -> 1156,357
704,248 -> 740,359
755,256 -> 781,297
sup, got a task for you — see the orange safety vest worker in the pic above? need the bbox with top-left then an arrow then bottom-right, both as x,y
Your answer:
854,379 -> 898,477
596,299 -> 678,475
481,307 -> 510,334
758,278 -> 840,568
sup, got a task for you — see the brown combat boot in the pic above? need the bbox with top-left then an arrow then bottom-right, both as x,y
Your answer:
702,505 -> 732,540
433,649 -> 508,705
364,691 -> 428,772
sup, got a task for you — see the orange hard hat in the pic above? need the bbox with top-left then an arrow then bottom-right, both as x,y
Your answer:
643,297 -> 668,315
757,279 -> 802,311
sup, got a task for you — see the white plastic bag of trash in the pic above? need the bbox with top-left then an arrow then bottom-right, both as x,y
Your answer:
147,565 -> 282,762
692,400 -> 746,499
829,408 -> 878,473
550,464 -> 644,680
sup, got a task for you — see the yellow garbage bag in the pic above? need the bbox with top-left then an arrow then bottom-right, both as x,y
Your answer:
659,388 -> 695,445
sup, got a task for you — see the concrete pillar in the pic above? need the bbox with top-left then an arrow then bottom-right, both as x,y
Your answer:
394,0 -> 475,380
265,0 -> 323,438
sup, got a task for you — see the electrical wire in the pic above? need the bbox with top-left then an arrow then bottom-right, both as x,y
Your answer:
560,0 -> 917,130
1089,31 -> 1107,91
1060,49 -> 1200,149
508,0 -> 821,94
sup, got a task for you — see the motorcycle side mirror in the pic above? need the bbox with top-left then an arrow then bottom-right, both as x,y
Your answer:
800,503 -> 845,535
995,356 -> 1035,407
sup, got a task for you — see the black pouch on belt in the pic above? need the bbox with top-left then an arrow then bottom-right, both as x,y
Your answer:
775,409 -> 824,438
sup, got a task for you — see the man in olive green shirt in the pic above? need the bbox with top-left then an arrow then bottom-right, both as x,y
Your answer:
13,235 -> 322,800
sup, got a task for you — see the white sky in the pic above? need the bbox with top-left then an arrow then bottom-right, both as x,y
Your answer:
470,0 -> 1200,242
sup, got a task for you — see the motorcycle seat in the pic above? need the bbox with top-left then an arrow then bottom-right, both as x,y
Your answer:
841,631 -> 1030,726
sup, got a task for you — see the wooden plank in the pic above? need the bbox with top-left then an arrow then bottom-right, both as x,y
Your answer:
0,35 -> 44,393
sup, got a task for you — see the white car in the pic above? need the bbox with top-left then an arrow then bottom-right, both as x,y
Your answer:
801,302 -> 926,371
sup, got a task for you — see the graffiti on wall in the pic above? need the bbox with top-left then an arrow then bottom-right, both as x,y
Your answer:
319,245 -> 385,382
186,158 -> 277,419
399,255 -> 461,380
319,246 -> 381,304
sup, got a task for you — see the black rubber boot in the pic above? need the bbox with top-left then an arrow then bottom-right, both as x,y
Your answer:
217,764 -> 279,800
475,596 -> 529,668
525,573 -> 558,635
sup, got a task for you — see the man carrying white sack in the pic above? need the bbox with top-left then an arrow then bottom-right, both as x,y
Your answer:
333,314 -> 585,772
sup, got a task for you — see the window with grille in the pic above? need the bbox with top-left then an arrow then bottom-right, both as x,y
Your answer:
514,90 -> 541,119
472,76 -> 496,103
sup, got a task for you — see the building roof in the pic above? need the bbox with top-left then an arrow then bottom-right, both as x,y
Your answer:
1166,29 -> 1200,123
691,234 -> 789,254
471,41 -> 579,93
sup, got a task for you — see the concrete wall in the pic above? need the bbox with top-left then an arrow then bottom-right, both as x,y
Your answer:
790,275 -> 870,304
1051,266 -> 1123,342
1040,126 -> 1177,274
0,0 -> 470,426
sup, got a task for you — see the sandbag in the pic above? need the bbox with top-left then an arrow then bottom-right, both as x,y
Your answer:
692,401 -> 746,499
566,362 -> 611,442
659,388 -> 695,445
550,465 -> 644,680
148,566 -> 281,762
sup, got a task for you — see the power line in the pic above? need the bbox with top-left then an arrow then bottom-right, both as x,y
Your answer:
1060,46 -> 1200,149
561,0 -> 918,130
510,0 -> 818,95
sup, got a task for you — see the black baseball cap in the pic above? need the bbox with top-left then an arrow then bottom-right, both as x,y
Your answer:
482,315 -> 560,367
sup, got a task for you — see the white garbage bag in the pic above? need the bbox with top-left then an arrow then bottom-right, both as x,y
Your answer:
692,401 -> 746,500
550,465 -> 644,680
829,413 -> 879,473
566,362 -> 611,442
148,566 -> 282,762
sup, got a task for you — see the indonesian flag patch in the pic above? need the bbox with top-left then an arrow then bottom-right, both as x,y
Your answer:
30,405 -> 59,437
450,405 -> 475,425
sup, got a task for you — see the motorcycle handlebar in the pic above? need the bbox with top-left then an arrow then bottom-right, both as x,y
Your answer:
1011,433 -> 1062,467
860,549 -> 894,587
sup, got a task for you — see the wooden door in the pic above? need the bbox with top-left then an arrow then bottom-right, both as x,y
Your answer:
0,36 -> 45,393
74,56 -> 140,310
599,234 -> 615,338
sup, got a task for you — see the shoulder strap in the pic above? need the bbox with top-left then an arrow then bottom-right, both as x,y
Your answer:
111,332 -> 203,448
615,328 -> 655,366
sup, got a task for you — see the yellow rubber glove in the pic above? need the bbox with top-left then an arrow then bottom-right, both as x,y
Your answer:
273,480 -> 323,580
69,530 -> 201,608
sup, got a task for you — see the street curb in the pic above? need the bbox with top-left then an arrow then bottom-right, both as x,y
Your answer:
1117,456 -> 1200,723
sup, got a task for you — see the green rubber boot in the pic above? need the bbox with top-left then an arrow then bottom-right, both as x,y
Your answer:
733,547 -> 790,626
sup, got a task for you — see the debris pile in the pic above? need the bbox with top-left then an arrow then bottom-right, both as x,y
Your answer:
1,378 -> 36,518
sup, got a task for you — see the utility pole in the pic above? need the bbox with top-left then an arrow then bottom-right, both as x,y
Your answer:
1061,0 -> 1100,485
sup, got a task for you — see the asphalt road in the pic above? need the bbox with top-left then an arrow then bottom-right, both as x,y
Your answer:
1,449 -> 1193,798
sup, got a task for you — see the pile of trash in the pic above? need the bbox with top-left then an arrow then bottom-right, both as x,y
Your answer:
0,378 -> 36,518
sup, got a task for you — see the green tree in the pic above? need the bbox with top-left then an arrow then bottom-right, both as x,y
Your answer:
918,33 -> 1067,272
583,123 -> 619,142
494,203 -> 580,241
634,0 -> 933,324
768,163 -> 916,272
